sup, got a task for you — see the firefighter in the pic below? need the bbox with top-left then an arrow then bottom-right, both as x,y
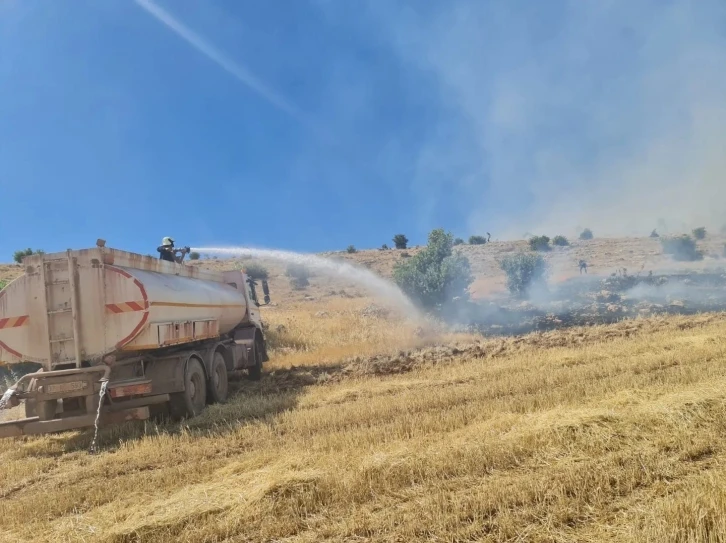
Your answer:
579,260 -> 588,274
158,237 -> 190,264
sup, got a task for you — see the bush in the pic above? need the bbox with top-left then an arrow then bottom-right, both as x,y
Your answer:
392,234 -> 409,250
346,245 -> 357,254
453,238 -> 465,246
552,235 -> 569,247
13,248 -> 43,263
243,262 -> 269,280
579,228 -> 594,240
393,228 -> 473,309
189,252 -> 200,260
286,263 -> 310,289
661,235 -> 703,262
528,235 -> 551,252
692,227 -> 707,240
468,235 -> 487,245
650,229 -> 659,238
499,252 -> 548,297
380,244 -> 389,250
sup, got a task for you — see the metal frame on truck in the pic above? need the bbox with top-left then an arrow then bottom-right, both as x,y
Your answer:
0,243 -> 270,438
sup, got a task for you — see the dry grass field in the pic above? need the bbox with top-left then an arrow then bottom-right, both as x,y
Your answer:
2,236 -> 726,542
2,311 -> 726,542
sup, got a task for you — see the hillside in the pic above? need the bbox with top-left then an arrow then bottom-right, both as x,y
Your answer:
2,235 -> 725,303
2,235 -> 726,541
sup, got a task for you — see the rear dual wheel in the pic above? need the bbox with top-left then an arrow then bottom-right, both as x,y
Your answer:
207,351 -> 229,404
169,358 -> 207,420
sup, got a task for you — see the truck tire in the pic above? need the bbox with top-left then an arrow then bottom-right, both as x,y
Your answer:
207,351 -> 229,403
248,339 -> 263,381
169,358 -> 207,420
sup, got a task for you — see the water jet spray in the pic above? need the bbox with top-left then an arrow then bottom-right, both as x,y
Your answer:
193,246 -> 423,321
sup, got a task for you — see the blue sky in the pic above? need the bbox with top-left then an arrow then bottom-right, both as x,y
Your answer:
1,0 -> 725,259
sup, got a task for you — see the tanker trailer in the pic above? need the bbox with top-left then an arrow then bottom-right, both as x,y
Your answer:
0,243 -> 270,438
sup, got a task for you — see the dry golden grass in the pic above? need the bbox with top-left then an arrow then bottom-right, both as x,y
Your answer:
262,297 -> 472,369
2,306 -> 726,542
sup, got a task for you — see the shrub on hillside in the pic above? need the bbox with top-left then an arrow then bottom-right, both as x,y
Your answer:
692,227 -> 707,240
661,235 -> 703,262
393,228 -> 473,309
380,244 -> 389,250
650,229 -> 659,238
346,245 -> 357,254
243,262 -> 269,280
552,235 -> 569,247
189,252 -> 200,260
528,235 -> 551,252
499,252 -> 548,297
286,263 -> 310,289
13,248 -> 44,263
579,228 -> 594,240
453,238 -> 465,246
393,234 -> 408,250
468,235 -> 487,245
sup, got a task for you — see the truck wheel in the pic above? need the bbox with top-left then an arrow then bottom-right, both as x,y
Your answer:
248,340 -> 263,381
169,358 -> 207,420
207,351 -> 229,403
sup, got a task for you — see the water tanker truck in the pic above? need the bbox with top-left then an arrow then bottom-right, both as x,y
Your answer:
0,242 -> 270,438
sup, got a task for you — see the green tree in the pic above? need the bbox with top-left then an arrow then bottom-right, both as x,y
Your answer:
468,235 -> 487,245
13,248 -> 43,263
528,235 -> 551,251
286,263 -> 310,289
579,228 -> 594,240
189,252 -> 201,260
393,228 -> 473,309
499,252 -> 548,297
552,235 -> 569,247
453,238 -> 465,246
243,262 -> 269,280
392,234 -> 409,250
692,226 -> 706,240
661,235 -> 703,261
346,245 -> 357,254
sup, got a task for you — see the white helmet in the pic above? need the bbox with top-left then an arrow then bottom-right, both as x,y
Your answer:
162,237 -> 174,246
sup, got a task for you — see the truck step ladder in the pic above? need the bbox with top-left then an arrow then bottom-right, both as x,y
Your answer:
40,251 -> 83,368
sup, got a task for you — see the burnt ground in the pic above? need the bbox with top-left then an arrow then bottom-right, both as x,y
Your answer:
444,268 -> 726,336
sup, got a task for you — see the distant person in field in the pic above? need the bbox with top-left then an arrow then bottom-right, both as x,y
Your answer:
579,260 -> 588,274
487,232 -> 491,242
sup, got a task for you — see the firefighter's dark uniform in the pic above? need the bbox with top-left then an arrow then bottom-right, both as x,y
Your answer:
158,245 -> 176,262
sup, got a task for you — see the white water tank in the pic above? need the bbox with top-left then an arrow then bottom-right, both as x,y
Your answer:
0,248 -> 256,369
